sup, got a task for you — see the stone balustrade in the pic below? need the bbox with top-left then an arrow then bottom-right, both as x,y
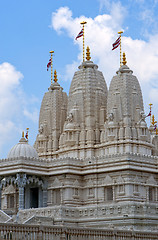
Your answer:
0,223 -> 157,240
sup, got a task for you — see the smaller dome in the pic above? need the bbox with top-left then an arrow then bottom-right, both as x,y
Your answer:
8,137 -> 38,159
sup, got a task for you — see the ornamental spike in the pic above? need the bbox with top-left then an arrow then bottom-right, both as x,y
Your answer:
122,52 -> 127,65
86,46 -> 91,61
54,70 -> 58,82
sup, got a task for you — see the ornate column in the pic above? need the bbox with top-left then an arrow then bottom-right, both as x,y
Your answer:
42,179 -> 48,207
19,186 -> 24,210
15,174 -> 27,210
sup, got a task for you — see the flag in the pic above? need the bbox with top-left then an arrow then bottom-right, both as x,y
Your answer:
146,109 -> 151,118
47,58 -> 51,71
112,37 -> 120,50
75,29 -> 83,40
25,132 -> 28,140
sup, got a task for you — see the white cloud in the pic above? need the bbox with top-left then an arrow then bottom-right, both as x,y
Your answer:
51,5 -> 126,83
0,63 -> 23,119
0,62 -> 23,91
64,61 -> 79,82
23,109 -> 39,123
0,62 -> 39,158
51,6 -> 158,118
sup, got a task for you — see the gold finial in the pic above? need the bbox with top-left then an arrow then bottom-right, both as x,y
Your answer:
151,115 -> 157,126
80,21 -> 87,62
54,70 -> 58,82
118,31 -> 123,35
122,52 -> 127,65
86,46 -> 91,61
156,128 -> 158,135
22,131 -> 24,138
49,51 -> 54,84
80,21 -> 87,25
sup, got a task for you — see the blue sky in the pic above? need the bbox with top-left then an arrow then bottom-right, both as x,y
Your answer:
1,0 -> 158,158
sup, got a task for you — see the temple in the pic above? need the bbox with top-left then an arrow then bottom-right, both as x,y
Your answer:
0,47 -> 158,235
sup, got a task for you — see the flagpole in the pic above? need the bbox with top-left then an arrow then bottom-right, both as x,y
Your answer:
80,21 -> 87,62
118,31 -> 123,67
149,103 -> 153,125
50,51 -> 54,84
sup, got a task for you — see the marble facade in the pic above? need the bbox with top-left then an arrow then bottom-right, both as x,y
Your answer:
0,51 -> 158,234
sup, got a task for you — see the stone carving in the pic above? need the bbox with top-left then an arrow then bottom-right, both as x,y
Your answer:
15,174 -> 27,188
67,112 -> 73,123
137,111 -> 146,124
53,177 -> 61,187
147,175 -> 157,185
1,176 -> 16,188
108,112 -> 114,122
39,124 -> 44,134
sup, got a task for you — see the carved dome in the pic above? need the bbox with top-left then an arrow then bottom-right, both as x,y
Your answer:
8,136 -> 38,159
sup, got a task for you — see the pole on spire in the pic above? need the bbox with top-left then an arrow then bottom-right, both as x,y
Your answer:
49,51 -> 54,84
118,31 -> 123,67
149,103 -> 153,124
80,21 -> 87,62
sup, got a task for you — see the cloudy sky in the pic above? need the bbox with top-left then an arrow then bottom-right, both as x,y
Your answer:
0,0 -> 158,158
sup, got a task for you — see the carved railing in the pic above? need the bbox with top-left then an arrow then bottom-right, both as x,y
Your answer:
0,223 -> 157,240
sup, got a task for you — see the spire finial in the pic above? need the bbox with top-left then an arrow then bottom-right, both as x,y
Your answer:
122,52 -> 127,65
86,46 -> 91,61
151,114 -> 157,126
54,70 -> 58,82
22,131 -> 24,138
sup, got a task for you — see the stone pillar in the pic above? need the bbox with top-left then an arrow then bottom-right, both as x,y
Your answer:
19,186 -> 24,210
112,185 -> 116,202
39,188 -> 43,207
0,186 -> 1,209
43,180 -> 48,207
25,186 -> 30,209
0,177 -> 2,210
119,126 -> 124,140
16,173 -> 27,210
